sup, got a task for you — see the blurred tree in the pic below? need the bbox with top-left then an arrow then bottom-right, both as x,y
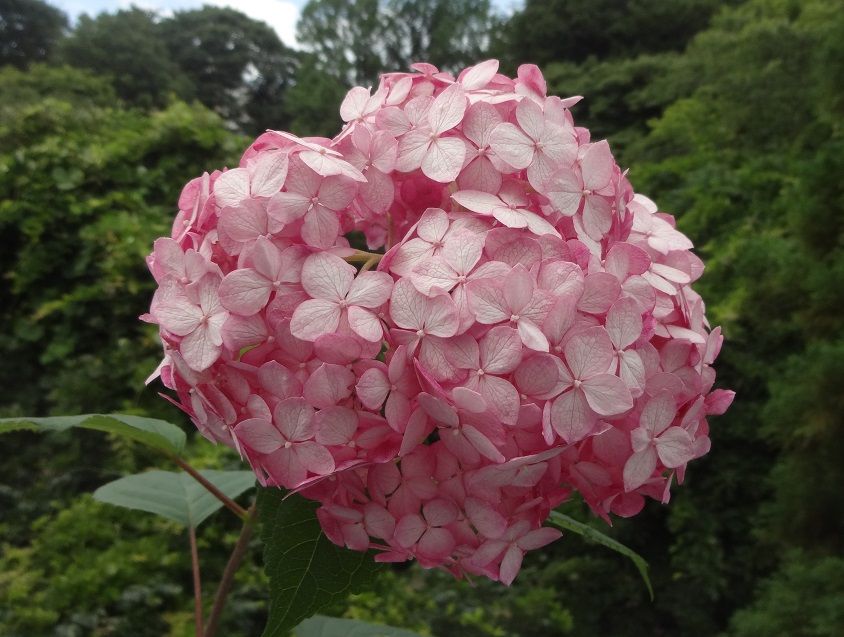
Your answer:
502,0 -> 736,69
57,8 -> 190,109
283,53 -> 348,137
0,0 -> 67,68
159,6 -> 299,134
297,0 -> 498,85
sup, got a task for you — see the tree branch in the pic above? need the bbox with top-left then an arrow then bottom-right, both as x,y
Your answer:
189,525 -> 204,637
204,503 -> 258,637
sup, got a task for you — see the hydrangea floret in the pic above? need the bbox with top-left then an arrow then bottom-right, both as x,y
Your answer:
144,59 -> 734,585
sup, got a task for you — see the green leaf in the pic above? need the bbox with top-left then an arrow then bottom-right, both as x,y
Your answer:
549,510 -> 654,600
294,616 -> 423,637
0,413 -> 186,454
258,489 -> 382,637
93,470 -> 255,527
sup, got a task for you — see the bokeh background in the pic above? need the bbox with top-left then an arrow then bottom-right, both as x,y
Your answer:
1,0 -> 842,635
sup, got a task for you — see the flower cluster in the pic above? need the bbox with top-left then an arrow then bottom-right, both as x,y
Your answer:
145,60 -> 733,584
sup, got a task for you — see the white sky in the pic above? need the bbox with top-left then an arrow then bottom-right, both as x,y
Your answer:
51,0 -> 523,49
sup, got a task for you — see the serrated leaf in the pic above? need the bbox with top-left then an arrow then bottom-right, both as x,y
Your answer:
258,489 -> 382,637
294,616 -> 423,637
0,413 -> 186,454
93,470 -> 255,527
549,510 -> 653,599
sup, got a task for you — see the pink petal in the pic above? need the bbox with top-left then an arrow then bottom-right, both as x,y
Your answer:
581,140 -> 614,191
623,448 -> 657,491
355,367 -> 391,410
452,189 -> 501,215
214,167 -> 250,207
294,441 -> 335,475
289,298 -> 341,341
467,279 -> 509,324
517,318 -> 550,352
422,136 -> 466,183
411,258 -> 459,295
465,497 -> 507,538
499,544 -> 524,586
489,122 -> 534,169
427,83 -> 466,134
418,527 -> 455,559
564,326 -> 615,379
347,306 -> 384,342
478,375 -> 520,426
235,417 -> 283,454
314,406 -> 358,445
180,324 -> 221,371
577,272 -> 621,315
395,513 -> 427,548
156,298 -> 202,336
249,150 -> 289,198
480,326 -> 522,373
655,427 -> 694,468
423,498 -> 459,526
416,207 -> 450,243
550,389 -> 597,443
463,424 -> 505,463
390,238 -> 435,277
274,397 -> 315,441
514,353 -> 567,399
300,252 -> 355,301
641,392 -> 677,436
301,205 -> 341,248
266,190 -> 311,224
606,297 -> 643,349
303,363 -> 354,408
395,128 -> 431,173
460,59 -> 499,90
346,271 -> 393,308
218,269 -> 271,316
581,374 -> 634,416
517,527 -> 562,551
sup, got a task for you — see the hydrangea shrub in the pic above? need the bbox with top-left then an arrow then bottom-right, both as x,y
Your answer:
144,60 -> 734,586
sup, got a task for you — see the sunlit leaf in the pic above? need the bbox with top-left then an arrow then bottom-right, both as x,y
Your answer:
93,470 -> 255,527
0,413 -> 186,454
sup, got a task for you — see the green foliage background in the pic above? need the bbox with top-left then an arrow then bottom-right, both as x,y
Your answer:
0,0 -> 842,635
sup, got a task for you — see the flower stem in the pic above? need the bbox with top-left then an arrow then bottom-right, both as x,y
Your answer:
169,454 -> 248,520
344,250 -> 384,265
189,525 -> 203,637
204,503 -> 258,637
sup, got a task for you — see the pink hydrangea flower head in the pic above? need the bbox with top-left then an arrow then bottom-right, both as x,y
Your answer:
146,59 -> 733,585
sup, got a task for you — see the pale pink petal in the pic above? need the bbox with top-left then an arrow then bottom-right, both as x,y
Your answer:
428,83 -> 466,134
303,363 -> 354,408
301,205 -> 341,248
390,238 -> 435,277
514,353 -> 567,399
581,374 -> 633,416
550,389 -> 596,443
623,448 -> 657,492
581,195 -> 613,240
478,375 -> 520,426
395,514 -> 427,548
543,168 -> 582,216
416,207 -> 450,242
294,441 -> 335,475
340,86 -> 373,122
355,367 -> 391,410
641,392 -> 677,436
389,278 -> 428,330
156,298 -> 202,336
480,326 -> 522,373
235,418 -> 283,454
465,497 -> 507,537
463,424 -> 505,462
467,279 -> 509,324
459,155 -> 502,193
489,122 -> 534,169
492,206 -> 528,229
517,318 -> 550,352
218,269 -> 271,316
578,272 -> 621,315
443,230 -> 484,275
346,271 -> 393,307
214,167 -> 250,207
180,325 -> 221,371
422,137 -> 465,182
289,299 -> 341,341
452,189 -> 501,215
460,59 -> 499,90
347,306 -> 383,342
655,427 -> 694,468
564,326 -> 615,379
274,397 -> 315,441
606,298 -> 643,349
300,252 -> 355,301
499,544 -> 524,586
517,527 -> 562,550
249,151 -> 289,198
423,293 -> 460,337
314,406 -> 358,445
503,265 -> 533,312
514,97 -> 544,140
395,128 -> 431,173
581,140 -> 614,191
266,191 -> 311,224
521,210 -> 562,238
411,258 -> 459,295
318,174 -> 357,210
221,313 -> 267,351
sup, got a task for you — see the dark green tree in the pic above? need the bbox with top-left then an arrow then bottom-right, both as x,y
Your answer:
159,6 -> 299,134
0,0 -> 68,68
